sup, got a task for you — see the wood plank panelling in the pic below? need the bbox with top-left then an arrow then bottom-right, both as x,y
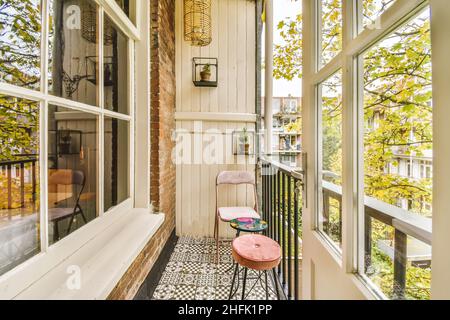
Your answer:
175,0 -> 257,238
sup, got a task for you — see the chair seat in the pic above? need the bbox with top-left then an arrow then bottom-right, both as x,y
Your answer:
232,234 -> 281,271
48,208 -> 76,222
218,207 -> 260,222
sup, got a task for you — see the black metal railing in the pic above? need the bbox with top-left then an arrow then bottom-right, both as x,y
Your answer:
0,158 -> 38,214
260,156 -> 431,300
260,157 -> 303,300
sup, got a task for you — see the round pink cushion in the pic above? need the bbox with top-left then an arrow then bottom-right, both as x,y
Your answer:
232,234 -> 281,263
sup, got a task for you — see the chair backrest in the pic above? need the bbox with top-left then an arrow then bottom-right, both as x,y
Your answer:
48,169 -> 85,186
216,171 -> 255,186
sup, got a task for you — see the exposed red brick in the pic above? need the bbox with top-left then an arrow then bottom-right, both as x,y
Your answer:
107,0 -> 176,300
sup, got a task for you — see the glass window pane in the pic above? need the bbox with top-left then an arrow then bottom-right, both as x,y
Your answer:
48,105 -> 98,245
49,0 -> 99,106
104,16 -> 129,114
362,9 -> 432,300
360,0 -> 396,30
104,117 -> 129,212
0,95 -> 40,275
115,0 -> 130,18
318,70 -> 343,249
0,0 -> 41,90
319,0 -> 342,68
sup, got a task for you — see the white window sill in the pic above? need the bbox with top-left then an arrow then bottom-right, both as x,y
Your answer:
0,207 -> 164,300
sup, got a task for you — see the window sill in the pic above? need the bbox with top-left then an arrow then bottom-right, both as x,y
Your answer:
0,207 -> 164,300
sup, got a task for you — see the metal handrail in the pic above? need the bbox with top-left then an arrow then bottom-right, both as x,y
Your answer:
321,180 -> 432,245
260,155 -> 304,180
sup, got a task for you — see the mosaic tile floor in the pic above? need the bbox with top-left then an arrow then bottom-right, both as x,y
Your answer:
151,237 -> 278,300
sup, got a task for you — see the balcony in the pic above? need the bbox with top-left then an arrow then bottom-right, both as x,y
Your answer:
0,0 -> 450,302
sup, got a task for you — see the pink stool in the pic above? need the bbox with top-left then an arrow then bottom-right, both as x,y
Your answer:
229,234 -> 281,300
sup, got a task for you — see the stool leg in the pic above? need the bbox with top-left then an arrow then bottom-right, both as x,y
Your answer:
228,263 -> 239,300
215,222 -> 220,264
272,268 -> 280,300
265,271 -> 269,300
242,267 -> 248,300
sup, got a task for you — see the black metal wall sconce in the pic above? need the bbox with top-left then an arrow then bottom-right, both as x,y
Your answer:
57,130 -> 83,156
192,57 -> 218,87
85,56 -> 114,86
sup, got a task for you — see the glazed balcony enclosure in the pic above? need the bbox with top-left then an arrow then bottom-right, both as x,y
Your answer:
1,0 -> 450,301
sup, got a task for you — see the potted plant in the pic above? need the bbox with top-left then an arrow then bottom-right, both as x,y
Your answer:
239,128 -> 250,155
200,64 -> 212,81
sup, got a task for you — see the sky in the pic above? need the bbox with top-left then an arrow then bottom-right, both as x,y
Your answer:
262,0 -> 302,98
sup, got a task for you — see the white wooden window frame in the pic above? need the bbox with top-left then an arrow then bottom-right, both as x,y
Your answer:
308,0 -> 433,299
0,0 -> 140,281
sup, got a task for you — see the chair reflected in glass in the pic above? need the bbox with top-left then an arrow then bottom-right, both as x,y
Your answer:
48,169 -> 87,242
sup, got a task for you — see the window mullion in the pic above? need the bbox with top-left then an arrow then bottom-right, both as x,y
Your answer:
128,39 -> 135,206
99,8 -> 105,216
41,0 -> 49,95
40,100 -> 49,252
39,0 -> 50,252
341,0 -> 356,273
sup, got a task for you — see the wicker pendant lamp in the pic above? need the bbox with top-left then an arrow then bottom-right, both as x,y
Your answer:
184,0 -> 212,46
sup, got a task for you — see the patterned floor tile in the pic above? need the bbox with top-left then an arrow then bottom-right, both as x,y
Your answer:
151,236 -> 278,300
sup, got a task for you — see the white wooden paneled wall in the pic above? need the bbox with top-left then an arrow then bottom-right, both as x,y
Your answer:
175,0 -> 257,238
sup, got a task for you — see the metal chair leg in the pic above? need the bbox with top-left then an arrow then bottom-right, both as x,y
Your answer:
272,268 -> 280,300
78,205 -> 88,223
265,271 -> 269,300
67,215 -> 75,234
229,263 -> 239,300
213,215 -> 218,239
53,221 -> 59,242
242,267 -> 248,300
215,221 -> 220,264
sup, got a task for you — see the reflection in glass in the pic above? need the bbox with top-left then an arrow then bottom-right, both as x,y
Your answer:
49,0 -> 99,106
362,9 -> 432,300
104,17 -> 129,114
0,0 -> 41,90
361,0 -> 396,29
104,117 -> 129,212
0,95 -> 40,275
319,0 -> 342,67
318,70 -> 343,249
115,0 -> 130,18
48,105 -> 98,244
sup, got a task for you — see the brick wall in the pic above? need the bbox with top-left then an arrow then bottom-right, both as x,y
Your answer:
108,0 -> 176,300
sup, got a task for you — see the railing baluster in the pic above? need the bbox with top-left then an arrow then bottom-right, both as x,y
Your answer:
323,190 -> 330,235
7,164 -> 12,212
393,229 -> 407,300
262,164 -> 266,223
32,160 -> 37,204
269,166 -> 272,235
271,166 -> 275,240
274,170 -> 278,245
20,162 -> 25,210
281,173 -> 286,287
294,178 -> 300,300
364,213 -> 372,272
287,175 -> 292,300
277,170 -> 281,276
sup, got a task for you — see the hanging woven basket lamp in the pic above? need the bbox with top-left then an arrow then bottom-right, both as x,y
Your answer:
184,0 -> 212,47
81,1 -> 115,45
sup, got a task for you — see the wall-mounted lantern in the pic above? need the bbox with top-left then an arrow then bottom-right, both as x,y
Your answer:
192,57 -> 218,87
184,0 -> 212,46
